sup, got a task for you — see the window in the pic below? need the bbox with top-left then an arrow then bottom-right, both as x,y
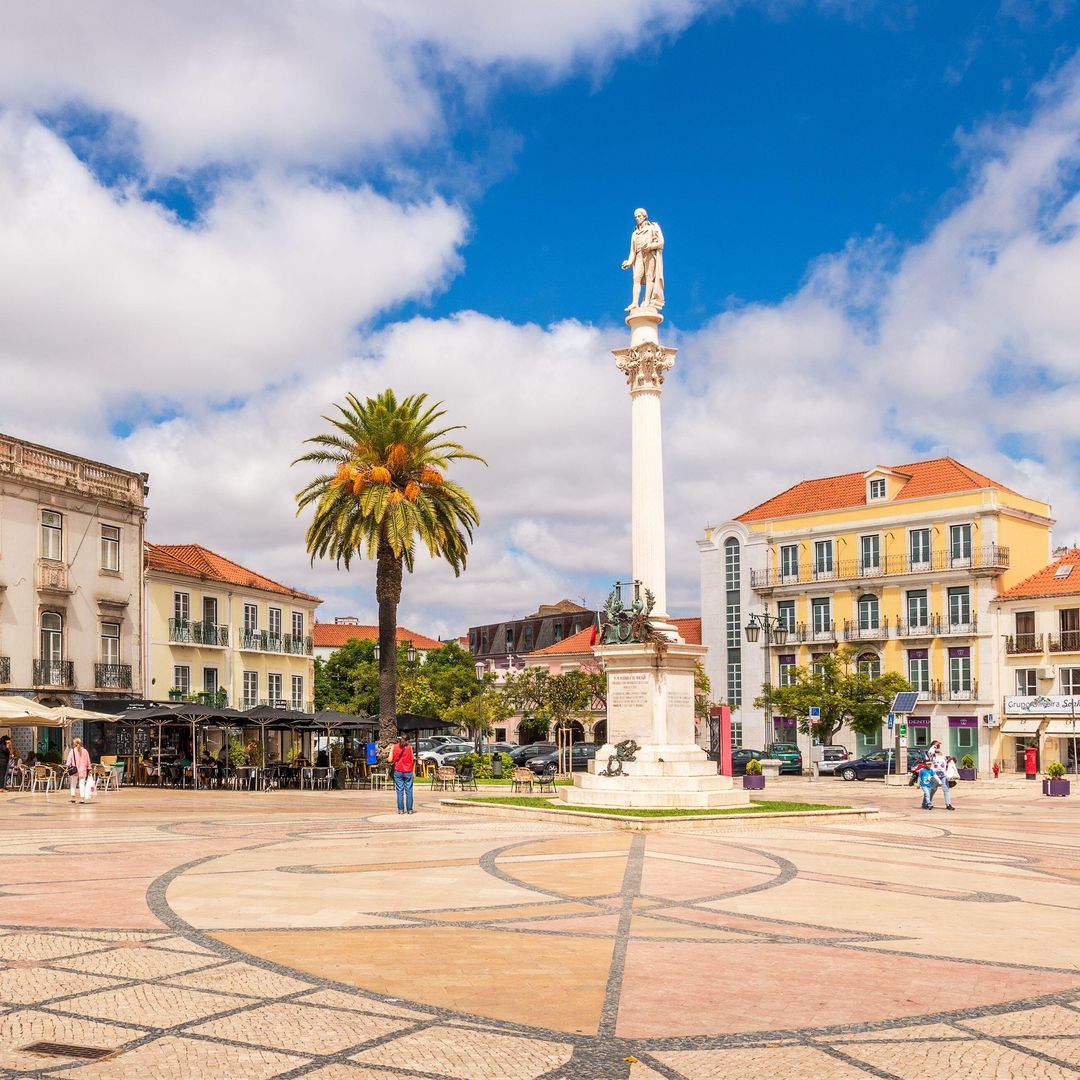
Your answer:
203,596 -> 218,626
780,544 -> 799,579
857,652 -> 881,678
949,649 -> 971,692
174,592 -> 191,625
40,611 -> 63,663
811,597 -> 831,635
726,659 -> 741,707
1062,668 -> 1080,696
1016,611 -> 1035,636
777,600 -> 796,633
1060,609 -> 1080,650
100,622 -> 120,664
1016,669 -> 1037,696
911,727 -> 930,748
858,594 -> 880,630
813,540 -> 834,578
100,524 -> 120,571
40,510 -> 62,561
907,590 -> 929,627
909,528 -> 930,566
955,728 -> 974,749
869,477 -> 886,500
724,538 -> 740,590
950,523 -> 972,563
860,534 -> 880,572
242,670 -> 258,707
291,675 -> 304,710
523,624 -> 534,651
908,650 -> 929,692
553,624 -> 563,643
173,665 -> 191,694
292,611 -> 305,640
267,673 -> 283,705
243,604 -> 258,633
505,627 -> 514,650
726,603 -> 741,648
268,607 -> 282,639
811,653 -> 829,676
730,719 -> 743,749
778,654 -> 796,687
203,668 -> 219,695
948,587 -> 971,627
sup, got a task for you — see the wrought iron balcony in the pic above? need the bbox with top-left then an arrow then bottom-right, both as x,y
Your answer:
928,679 -> 980,701
191,621 -> 229,646
0,656 -> 8,684
843,616 -> 891,642
1049,631 -> 1080,653
94,663 -> 132,689
240,630 -> 264,651
896,617 -> 941,639
34,660 -> 73,687
751,544 -> 1010,590
1005,633 -> 1043,654
284,634 -> 314,656
940,617 -> 978,636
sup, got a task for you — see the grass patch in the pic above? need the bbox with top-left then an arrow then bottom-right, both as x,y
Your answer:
463,797 -> 849,817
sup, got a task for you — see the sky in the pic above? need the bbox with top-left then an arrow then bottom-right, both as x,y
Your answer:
3,0 -> 1080,638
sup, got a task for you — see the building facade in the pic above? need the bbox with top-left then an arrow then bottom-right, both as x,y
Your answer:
0,433 -> 147,731
993,547 -> 1080,774
145,544 -> 320,711
312,617 -> 442,662
468,600 -> 596,670
700,459 -> 1053,769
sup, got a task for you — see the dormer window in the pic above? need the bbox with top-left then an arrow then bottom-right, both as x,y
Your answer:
868,477 -> 886,501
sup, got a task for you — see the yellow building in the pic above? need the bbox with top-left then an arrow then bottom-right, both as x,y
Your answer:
700,458 -> 1053,769
145,543 -> 320,710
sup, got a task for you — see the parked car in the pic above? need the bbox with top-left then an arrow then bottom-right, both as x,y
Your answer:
764,742 -> 803,774
418,740 -> 475,768
526,744 -> 598,775
507,743 -> 556,765
835,748 -> 928,781
814,745 -> 851,775
731,748 -> 763,776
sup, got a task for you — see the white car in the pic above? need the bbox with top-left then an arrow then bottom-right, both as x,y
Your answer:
418,740 -> 474,767
815,746 -> 851,775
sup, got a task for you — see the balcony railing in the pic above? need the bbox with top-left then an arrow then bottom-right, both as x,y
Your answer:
169,619 -> 229,646
940,617 -> 978,636
0,657 -> 8,684
896,617 -> 940,639
94,663 -> 132,689
843,616 -> 891,642
1049,631 -> 1080,653
34,660 -> 73,687
1006,633 -> 1043,654
751,544 -> 1010,589
284,634 -> 314,656
240,631 -> 313,655
785,620 -> 836,643
929,679 -> 979,701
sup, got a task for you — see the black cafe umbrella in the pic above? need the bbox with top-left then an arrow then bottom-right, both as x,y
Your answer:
119,704 -> 185,782
169,703 -> 246,790
243,705 -> 310,781
395,713 -> 456,734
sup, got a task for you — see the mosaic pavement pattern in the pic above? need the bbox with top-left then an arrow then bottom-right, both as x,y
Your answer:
0,779 -> 1077,1078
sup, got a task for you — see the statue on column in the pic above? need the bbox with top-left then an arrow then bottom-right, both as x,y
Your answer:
621,207 -> 665,312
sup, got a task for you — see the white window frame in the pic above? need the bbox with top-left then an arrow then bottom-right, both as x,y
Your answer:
908,654 -> 929,692
173,665 -> 191,694
950,523 -> 973,565
779,544 -> 799,581
41,510 -> 63,561
860,534 -> 880,573
100,524 -> 120,571
868,477 -> 886,501
243,604 -> 259,634
268,607 -> 282,639
909,528 -> 931,567
291,611 -> 305,640
174,591 -> 191,625
100,621 -> 120,664
1061,668 -> 1080,696
812,540 -> 834,579
956,727 -> 975,749
725,603 -> 741,648
777,600 -> 796,633
907,589 -> 929,627
203,667 -> 219,695
948,587 -> 971,627
949,654 -> 972,692
40,611 -> 63,663
291,674 -> 304,710
857,652 -> 881,678
1016,669 -> 1037,696
242,670 -> 258,707
858,594 -> 880,630
811,597 -> 831,636
267,672 -> 283,705
724,539 -> 740,591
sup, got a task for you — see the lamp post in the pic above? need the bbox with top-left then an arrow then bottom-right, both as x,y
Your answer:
744,608 -> 789,749
475,662 -> 485,753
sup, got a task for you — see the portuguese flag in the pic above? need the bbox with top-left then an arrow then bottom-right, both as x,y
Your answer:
589,609 -> 602,646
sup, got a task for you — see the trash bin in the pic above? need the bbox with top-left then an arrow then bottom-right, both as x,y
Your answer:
492,756 -> 503,779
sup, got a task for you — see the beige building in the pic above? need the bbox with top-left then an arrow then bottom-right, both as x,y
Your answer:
145,544 -> 320,711
0,432 -> 147,727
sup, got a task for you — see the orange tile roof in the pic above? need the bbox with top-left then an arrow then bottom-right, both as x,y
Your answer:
995,550 -> 1080,601
526,617 -> 702,657
145,542 -> 321,603
312,623 -> 443,650
736,458 -> 1019,523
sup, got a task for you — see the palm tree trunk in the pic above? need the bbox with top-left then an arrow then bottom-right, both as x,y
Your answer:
376,539 -> 403,746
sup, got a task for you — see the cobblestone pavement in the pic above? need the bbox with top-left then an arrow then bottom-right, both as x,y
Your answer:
0,777 -> 1077,1078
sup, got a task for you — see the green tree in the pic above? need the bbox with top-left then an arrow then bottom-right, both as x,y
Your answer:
754,647 -> 912,744
502,667 -> 605,743
295,391 -> 484,743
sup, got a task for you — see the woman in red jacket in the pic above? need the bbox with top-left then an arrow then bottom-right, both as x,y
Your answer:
390,734 -> 414,815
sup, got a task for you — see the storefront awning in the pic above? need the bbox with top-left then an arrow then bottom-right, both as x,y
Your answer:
1000,719 -> 1043,735
1044,720 -> 1080,736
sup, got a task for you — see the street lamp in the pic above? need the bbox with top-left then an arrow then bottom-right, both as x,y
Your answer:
744,608 -> 789,746
475,661 -> 485,753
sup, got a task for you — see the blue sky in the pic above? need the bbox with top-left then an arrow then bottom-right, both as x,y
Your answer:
2,1 -> 1080,632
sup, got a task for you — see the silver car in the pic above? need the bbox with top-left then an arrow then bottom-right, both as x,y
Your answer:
814,746 -> 851,775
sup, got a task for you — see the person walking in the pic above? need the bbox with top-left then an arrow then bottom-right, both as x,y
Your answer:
64,738 -> 92,803
390,734 -> 415,815
930,742 -> 955,811
916,757 -> 937,809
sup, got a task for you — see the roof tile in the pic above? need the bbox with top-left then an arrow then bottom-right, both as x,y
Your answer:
312,623 -> 443,650
145,542 -> 320,603
995,550 -> 1080,601
526,617 -> 701,657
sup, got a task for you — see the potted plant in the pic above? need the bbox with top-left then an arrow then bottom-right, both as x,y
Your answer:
1043,761 -> 1070,797
742,757 -> 766,790
958,754 -> 977,781
167,687 -> 184,701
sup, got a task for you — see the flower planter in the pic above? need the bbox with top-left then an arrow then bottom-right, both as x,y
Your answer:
958,768 -> 977,781
742,774 -> 766,790
1043,778 -> 1071,797
167,690 -> 183,701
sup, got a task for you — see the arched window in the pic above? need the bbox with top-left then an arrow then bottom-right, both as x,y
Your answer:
858,594 -> 879,630
724,538 -> 740,591
40,612 -> 63,662
857,652 -> 881,678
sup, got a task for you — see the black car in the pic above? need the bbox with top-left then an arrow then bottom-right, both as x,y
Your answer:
507,743 -> 556,766
836,748 -> 928,781
730,748 -> 763,776
526,744 -> 598,775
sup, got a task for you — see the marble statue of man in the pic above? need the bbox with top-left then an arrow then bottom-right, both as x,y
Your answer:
621,207 -> 665,312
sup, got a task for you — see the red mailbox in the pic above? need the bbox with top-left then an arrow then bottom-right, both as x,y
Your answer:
1025,745 -> 1038,780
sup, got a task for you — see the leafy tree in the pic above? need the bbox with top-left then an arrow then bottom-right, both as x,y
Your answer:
754,647 -> 912,744
295,391 -> 484,743
502,667 -> 605,743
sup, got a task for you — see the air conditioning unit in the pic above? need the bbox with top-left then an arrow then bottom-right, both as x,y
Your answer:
1039,667 -> 1056,680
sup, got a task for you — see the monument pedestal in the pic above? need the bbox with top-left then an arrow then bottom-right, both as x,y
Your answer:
560,641 -> 750,810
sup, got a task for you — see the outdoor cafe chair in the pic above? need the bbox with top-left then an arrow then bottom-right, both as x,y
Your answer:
455,765 -> 478,792
30,765 -> 57,794
510,767 -> 535,794
534,770 -> 557,795
432,766 -> 456,791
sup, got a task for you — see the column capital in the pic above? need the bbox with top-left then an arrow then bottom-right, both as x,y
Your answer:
612,341 -> 678,392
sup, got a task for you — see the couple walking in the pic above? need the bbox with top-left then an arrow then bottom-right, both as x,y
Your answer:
916,740 -> 958,811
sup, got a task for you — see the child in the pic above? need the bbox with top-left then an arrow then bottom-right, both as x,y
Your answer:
917,758 -> 937,810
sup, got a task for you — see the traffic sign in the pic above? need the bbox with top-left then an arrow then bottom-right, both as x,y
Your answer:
898,724 -> 907,737
808,707 -> 821,721
887,712 -> 895,731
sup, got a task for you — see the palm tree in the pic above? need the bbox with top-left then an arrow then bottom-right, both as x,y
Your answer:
295,390 -> 483,743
